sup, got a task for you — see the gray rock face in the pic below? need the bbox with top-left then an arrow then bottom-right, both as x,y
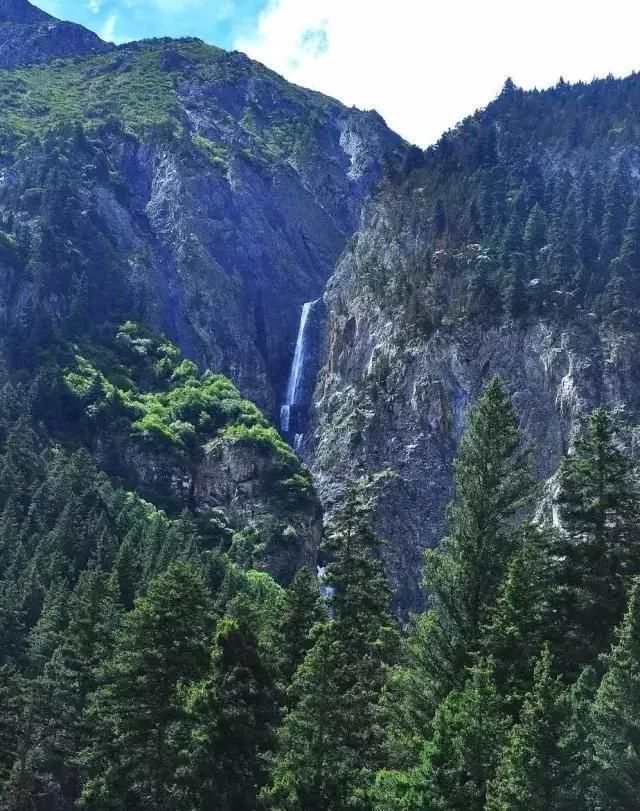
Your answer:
0,40 -> 403,416
94,430 -> 322,584
0,0 -> 110,68
0,0 -> 51,24
193,438 -> 321,581
309,196 -> 640,612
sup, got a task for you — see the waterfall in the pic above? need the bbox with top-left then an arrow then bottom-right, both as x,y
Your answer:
280,299 -> 320,437
316,564 -> 335,602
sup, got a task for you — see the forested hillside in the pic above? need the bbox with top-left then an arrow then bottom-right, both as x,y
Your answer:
312,71 -> 640,609
1,0 -> 640,808
3,375 -> 640,809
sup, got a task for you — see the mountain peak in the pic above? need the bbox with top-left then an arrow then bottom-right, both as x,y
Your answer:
0,0 -> 111,68
0,0 -> 52,24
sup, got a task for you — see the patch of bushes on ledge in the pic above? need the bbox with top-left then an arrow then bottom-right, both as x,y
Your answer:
62,322 -> 301,481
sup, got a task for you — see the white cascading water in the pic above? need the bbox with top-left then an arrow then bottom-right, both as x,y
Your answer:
316,565 -> 335,601
280,299 -> 319,437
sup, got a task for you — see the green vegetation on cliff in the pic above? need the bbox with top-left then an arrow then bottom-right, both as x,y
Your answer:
0,36 -> 344,165
365,74 -> 640,336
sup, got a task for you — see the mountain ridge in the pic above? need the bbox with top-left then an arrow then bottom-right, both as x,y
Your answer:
308,70 -> 640,609
0,0 -> 110,68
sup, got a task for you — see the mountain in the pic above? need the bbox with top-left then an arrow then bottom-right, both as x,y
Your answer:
0,0 -> 109,67
309,74 -> 640,609
0,2 -> 404,582
0,22 -> 405,415
3,2 -> 640,807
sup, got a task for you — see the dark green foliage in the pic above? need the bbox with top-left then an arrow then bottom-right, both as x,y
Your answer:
82,562 -> 214,809
182,614 -> 278,810
620,197 -> 640,272
274,568 -> 322,688
426,660 -> 510,810
556,408 -> 640,669
266,486 -> 399,810
486,647 -> 568,810
0,377 -> 313,808
588,580 -> 640,808
422,377 -> 533,693
0,665 -> 23,786
482,521 -> 556,712
367,72 -> 640,334
1,44 -> 640,809
375,661 -> 509,810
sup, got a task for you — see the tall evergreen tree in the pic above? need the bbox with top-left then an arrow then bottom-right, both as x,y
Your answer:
482,521 -> 556,712
375,661 -> 509,811
422,660 -> 510,810
0,664 -> 23,787
620,197 -> 640,274
556,408 -> 640,668
181,614 -> 278,811
422,376 -> 533,692
600,164 -> 631,266
265,486 -> 398,810
558,666 -> 599,809
589,579 -> 640,809
274,567 -> 322,689
523,203 -> 547,271
486,647 -> 568,810
82,562 -> 214,809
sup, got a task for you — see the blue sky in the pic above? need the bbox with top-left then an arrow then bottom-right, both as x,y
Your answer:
30,0 -> 640,148
34,0 -> 268,49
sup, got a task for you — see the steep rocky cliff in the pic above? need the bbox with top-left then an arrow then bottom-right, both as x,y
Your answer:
309,76 -> 640,609
0,19 -> 405,414
0,0 -> 406,586
6,1 -> 640,614
0,0 -> 109,67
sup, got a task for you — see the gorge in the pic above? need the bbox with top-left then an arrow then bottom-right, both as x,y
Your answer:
1,1 -> 640,807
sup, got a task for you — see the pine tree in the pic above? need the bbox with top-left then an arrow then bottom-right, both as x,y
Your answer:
433,199 -> 447,236
110,534 -> 141,610
0,664 -> 23,785
0,415 -> 42,511
620,197 -> 640,273
25,579 -> 69,675
600,164 -> 631,266
577,171 -> 599,269
181,615 -> 278,810
17,572 -> 121,804
274,567 -> 322,688
549,191 -> 578,292
556,408 -> 640,668
265,486 -> 398,810
486,647 -> 568,810
82,562 -> 214,809
422,376 -> 533,692
382,611 -> 444,767
424,660 -> 510,810
523,203 -> 547,271
589,580 -> 640,808
503,253 -> 528,321
558,666 -> 599,809
482,521 -> 556,712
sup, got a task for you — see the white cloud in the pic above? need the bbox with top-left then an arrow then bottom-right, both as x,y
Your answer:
236,0 -> 640,147
99,13 -> 119,42
87,0 -> 102,13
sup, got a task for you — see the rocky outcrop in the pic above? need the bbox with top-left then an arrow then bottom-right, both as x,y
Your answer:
0,0 -> 110,68
103,433 -> 320,584
309,200 -> 640,611
194,437 -> 321,582
0,34 -> 405,417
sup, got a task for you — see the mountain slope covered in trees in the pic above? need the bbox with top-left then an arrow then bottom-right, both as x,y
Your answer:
1,0 -> 640,808
311,71 -> 640,609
